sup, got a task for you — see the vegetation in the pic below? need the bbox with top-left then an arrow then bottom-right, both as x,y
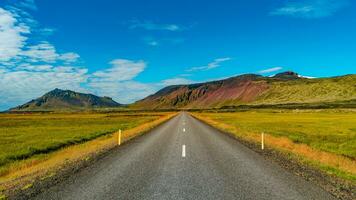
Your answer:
192,109 -> 356,181
254,75 -> 356,105
0,112 -> 165,175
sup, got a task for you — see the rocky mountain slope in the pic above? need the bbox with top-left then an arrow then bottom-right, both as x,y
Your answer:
133,71 -> 356,109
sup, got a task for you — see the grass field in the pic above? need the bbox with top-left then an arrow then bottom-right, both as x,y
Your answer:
0,112 -> 165,175
192,109 -> 356,180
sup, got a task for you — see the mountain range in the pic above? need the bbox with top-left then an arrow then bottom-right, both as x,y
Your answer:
10,71 -> 356,111
10,88 -> 121,111
132,71 -> 356,109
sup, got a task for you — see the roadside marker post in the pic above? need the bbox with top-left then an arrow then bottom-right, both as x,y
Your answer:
118,129 -> 122,146
261,132 -> 264,150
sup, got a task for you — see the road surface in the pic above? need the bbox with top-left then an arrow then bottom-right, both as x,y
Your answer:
32,112 -> 335,200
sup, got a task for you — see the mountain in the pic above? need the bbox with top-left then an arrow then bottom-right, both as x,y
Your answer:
272,71 -> 300,80
11,88 -> 121,111
133,72 -> 356,109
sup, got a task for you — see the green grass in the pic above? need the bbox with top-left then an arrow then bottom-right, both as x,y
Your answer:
0,112 -> 163,169
197,110 -> 356,159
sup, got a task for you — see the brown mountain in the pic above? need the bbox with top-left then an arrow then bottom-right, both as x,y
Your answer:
11,88 -> 121,111
132,72 -> 356,109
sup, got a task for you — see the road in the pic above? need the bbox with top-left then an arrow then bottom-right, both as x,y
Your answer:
32,112 -> 336,200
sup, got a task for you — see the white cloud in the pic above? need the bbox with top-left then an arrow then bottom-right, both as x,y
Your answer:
92,59 -> 146,82
15,63 -> 53,71
142,37 -> 159,46
147,41 -> 159,46
0,7 -> 30,62
88,59 -> 156,104
271,0 -> 349,18
21,42 -> 58,62
59,52 -> 80,63
129,20 -> 183,31
298,74 -> 316,79
187,57 -> 232,72
258,67 -> 283,74
20,42 -> 80,63
89,81 -> 156,104
161,77 -> 194,86
39,27 -> 56,36
142,36 -> 185,46
18,0 -> 37,11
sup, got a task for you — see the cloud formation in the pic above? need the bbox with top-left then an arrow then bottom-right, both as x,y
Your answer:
129,20 -> 183,31
88,59 -> 156,104
160,77 -> 194,86
257,67 -> 283,74
92,59 -> 146,82
20,42 -> 79,63
271,0 -> 349,18
0,7 -> 30,62
186,57 -> 232,72
142,37 -> 159,46
18,0 -> 37,10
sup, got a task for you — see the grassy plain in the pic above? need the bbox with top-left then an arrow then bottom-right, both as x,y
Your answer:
192,109 -> 356,181
0,112 -> 166,175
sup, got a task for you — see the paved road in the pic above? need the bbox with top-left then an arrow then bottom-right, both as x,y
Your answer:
33,112 -> 336,200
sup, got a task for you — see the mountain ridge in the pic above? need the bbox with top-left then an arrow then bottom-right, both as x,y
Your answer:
10,88 -> 122,111
132,72 -> 356,109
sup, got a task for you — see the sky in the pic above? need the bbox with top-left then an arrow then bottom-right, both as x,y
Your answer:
0,0 -> 355,110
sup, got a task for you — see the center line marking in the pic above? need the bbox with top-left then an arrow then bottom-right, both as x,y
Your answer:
182,145 -> 186,157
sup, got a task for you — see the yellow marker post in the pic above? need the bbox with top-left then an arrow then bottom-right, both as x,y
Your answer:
118,129 -> 122,146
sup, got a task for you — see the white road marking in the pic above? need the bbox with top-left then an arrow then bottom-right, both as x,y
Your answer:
182,145 -> 186,157
183,128 -> 186,132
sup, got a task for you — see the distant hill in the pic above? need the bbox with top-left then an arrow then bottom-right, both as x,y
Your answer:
10,88 -> 121,111
273,71 -> 300,80
133,72 -> 356,109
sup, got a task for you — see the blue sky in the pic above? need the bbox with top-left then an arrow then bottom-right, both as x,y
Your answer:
0,0 -> 355,110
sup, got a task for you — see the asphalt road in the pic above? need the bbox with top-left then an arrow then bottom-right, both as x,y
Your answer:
32,112 -> 336,200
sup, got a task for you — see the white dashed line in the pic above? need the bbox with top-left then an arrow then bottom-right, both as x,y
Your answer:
183,128 -> 186,132
182,145 -> 186,157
